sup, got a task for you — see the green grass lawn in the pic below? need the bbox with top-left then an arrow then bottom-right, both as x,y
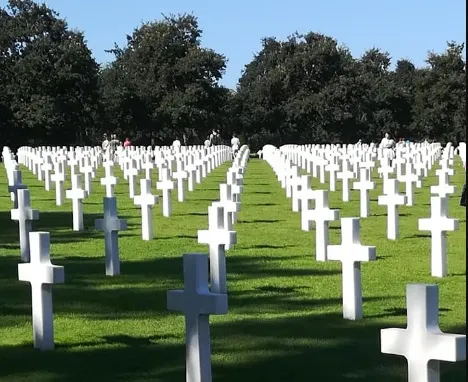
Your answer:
0,158 -> 465,382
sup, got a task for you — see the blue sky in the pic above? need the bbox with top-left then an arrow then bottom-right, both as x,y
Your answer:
2,0 -> 466,88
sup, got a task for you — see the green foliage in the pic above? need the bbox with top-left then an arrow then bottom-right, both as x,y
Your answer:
0,0 -> 465,148
0,0 -> 100,148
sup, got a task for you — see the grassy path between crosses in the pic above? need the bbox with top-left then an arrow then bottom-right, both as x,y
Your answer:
0,158 -> 465,381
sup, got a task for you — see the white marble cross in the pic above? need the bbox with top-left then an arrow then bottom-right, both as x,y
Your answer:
100,161 -> 119,197
301,190 -> 339,261
327,217 -> 376,320
167,253 -> 228,382
418,196 -> 459,278
173,161 -> 188,202
11,188 -> 39,262
378,179 -> 407,240
134,179 -> 158,240
430,171 -> 455,198
400,163 -> 420,206
219,183 -> 240,225
198,205 -> 237,294
51,169 -> 65,206
337,163 -> 354,202
65,174 -> 88,231
156,168 -> 175,217
381,284 -> 466,382
81,159 -> 95,194
18,232 -> 65,350
95,197 -> 128,276
352,168 -> 375,218
8,169 -> 27,208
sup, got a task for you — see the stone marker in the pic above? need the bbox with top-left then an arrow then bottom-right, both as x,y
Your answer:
167,253 -> 228,382
134,178 -> 158,240
18,232 -> 65,350
418,196 -> 459,278
95,197 -> 128,276
8,169 -> 27,208
327,217 -> 376,320
381,284 -> 466,382
101,161 -> 119,197
65,174 -> 88,231
156,168 -> 175,217
352,168 -> 375,218
198,205 -> 237,294
378,179 -> 407,240
301,190 -> 339,261
11,188 -> 39,262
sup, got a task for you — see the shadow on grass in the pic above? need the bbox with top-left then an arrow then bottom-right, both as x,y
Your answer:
238,219 -> 284,224
0,211 -> 128,245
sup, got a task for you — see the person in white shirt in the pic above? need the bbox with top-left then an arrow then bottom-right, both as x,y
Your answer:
204,138 -> 211,148
101,134 -> 109,152
231,133 -> 240,159
380,133 -> 396,162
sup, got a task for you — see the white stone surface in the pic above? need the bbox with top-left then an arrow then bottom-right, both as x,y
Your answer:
198,205 -> 237,294
378,179 -> 407,240
167,253 -> 228,382
418,196 -> 459,278
301,190 -> 339,261
95,197 -> 128,276
327,218 -> 376,320
134,179 -> 158,240
381,284 -> 466,382
18,232 -> 65,350
11,188 -> 39,262
65,174 -> 88,231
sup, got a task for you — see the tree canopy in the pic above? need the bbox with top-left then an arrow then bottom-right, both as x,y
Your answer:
0,0 -> 465,150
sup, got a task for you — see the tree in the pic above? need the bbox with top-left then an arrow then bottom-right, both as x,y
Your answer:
411,42 -> 466,143
100,14 -> 229,145
0,0 -> 100,147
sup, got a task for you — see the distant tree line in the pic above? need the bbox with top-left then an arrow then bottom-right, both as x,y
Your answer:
0,0 -> 465,151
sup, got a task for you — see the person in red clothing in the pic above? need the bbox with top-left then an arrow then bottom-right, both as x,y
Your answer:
123,137 -> 132,148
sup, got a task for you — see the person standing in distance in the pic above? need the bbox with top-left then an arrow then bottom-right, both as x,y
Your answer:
380,132 -> 396,164
123,137 -> 132,148
231,133 -> 240,160
102,134 -> 110,152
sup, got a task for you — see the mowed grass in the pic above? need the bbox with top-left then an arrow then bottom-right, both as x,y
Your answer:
0,157 -> 465,382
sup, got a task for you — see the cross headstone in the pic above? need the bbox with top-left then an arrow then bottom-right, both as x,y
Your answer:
198,205 -> 237,294
337,163 -> 354,202
11,188 -> 40,262
156,168 -> 175,217
378,179 -> 407,240
51,169 -> 65,206
8,169 -> 27,208
381,284 -> 466,382
167,253 -> 228,382
95,197 -> 128,276
327,217 -> 376,320
352,168 -> 375,218
301,190 -> 339,261
100,161 -> 119,197
418,196 -> 459,278
65,174 -> 88,231
134,179 -> 158,240
18,232 -> 65,350
430,171 -> 455,198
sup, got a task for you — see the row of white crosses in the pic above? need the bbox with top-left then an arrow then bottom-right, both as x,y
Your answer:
2,145 -> 466,380
12,144 -> 232,233
0,150 -> 66,352
262,144 -> 466,382
264,147 -> 375,321
167,145 -> 249,382
264,142 -> 462,278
